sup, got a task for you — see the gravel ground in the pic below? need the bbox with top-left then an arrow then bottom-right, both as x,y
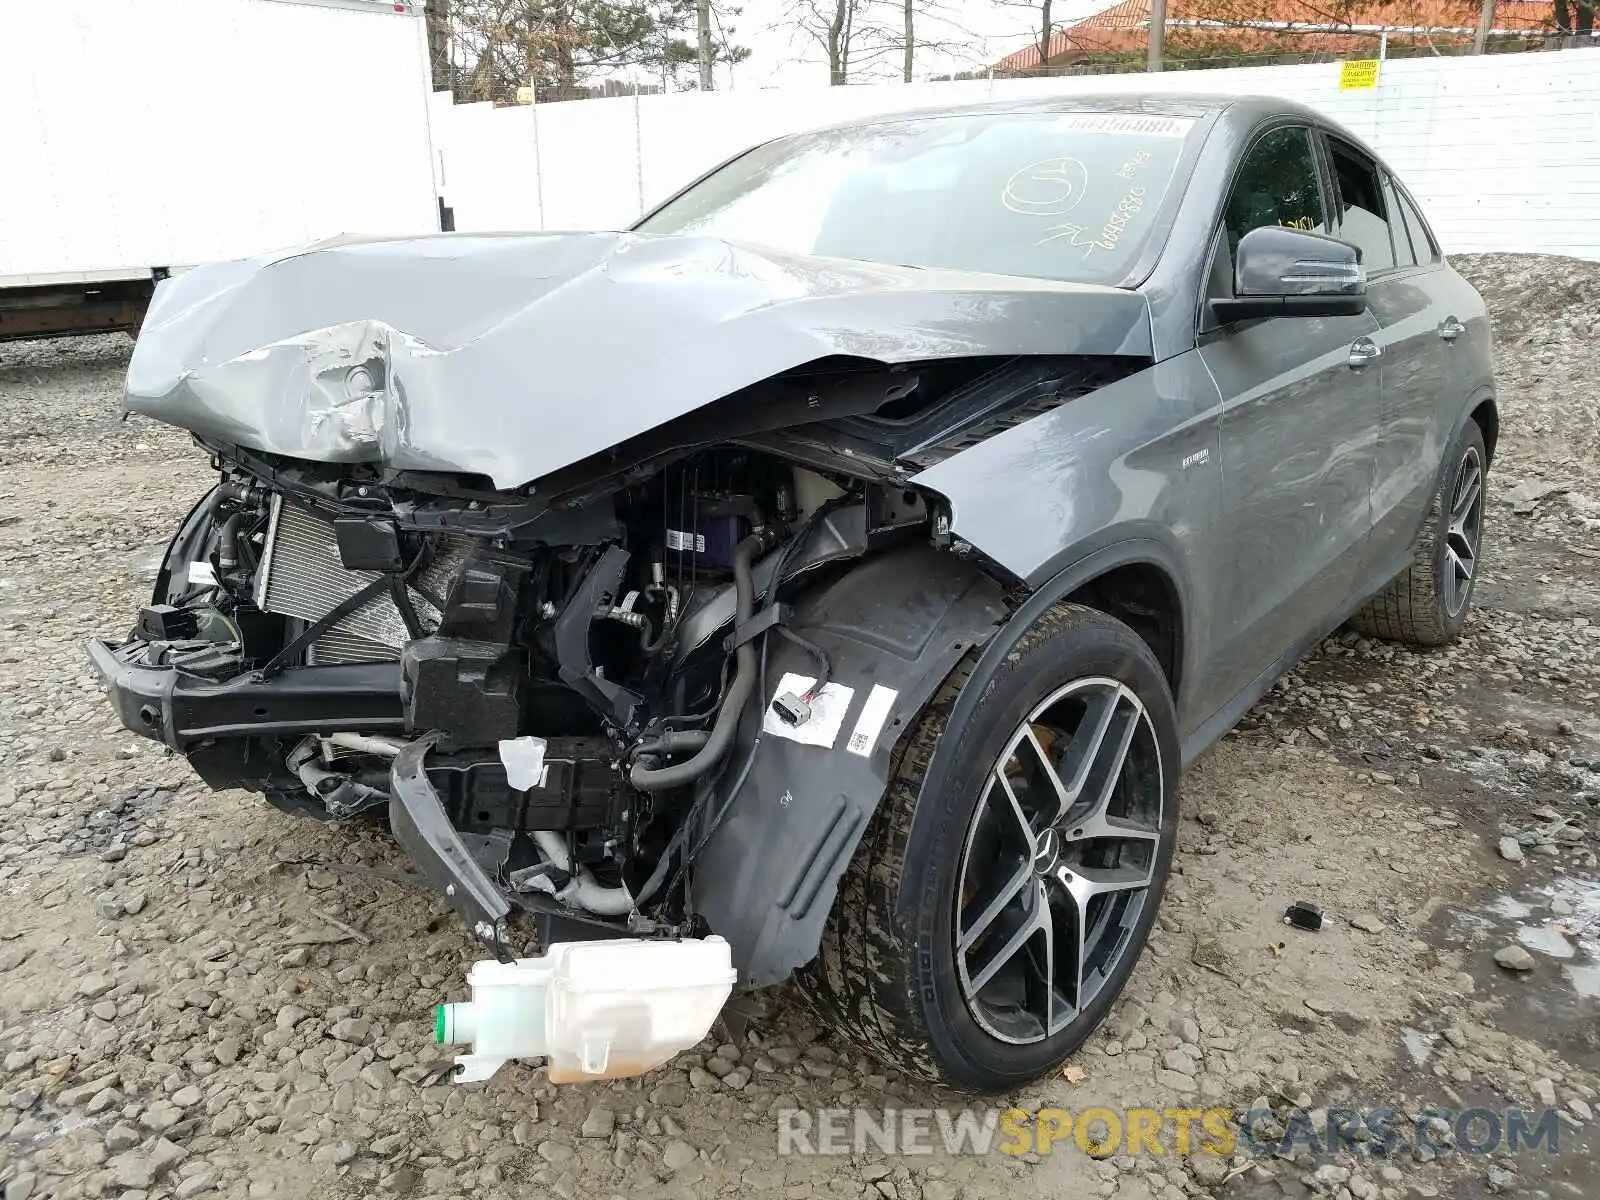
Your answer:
1,254 -> 1598,1200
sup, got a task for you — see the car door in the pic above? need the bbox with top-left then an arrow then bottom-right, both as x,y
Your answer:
1322,135 -> 1454,572
1195,123 -> 1382,709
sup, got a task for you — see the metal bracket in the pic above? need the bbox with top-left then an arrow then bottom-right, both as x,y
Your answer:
553,546 -> 644,730
389,734 -> 514,958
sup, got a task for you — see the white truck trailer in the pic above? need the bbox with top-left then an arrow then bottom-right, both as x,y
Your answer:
0,0 -> 441,340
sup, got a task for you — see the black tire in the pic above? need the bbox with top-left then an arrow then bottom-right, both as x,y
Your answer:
1349,420 -> 1488,647
797,602 -> 1181,1093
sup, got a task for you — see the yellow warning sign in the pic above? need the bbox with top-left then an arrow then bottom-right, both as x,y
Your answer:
1339,59 -> 1381,89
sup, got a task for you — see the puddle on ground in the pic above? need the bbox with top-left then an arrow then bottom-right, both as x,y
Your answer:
1464,874 -> 1600,998
1487,894 -> 1534,920
1401,1027 -> 1438,1066
1434,871 -> 1600,1075
1517,924 -> 1576,958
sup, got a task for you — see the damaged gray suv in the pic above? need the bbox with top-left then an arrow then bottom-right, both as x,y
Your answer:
90,94 -> 1495,1092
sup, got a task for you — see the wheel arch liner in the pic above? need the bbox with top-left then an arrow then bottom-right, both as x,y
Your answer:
691,544 -> 1009,988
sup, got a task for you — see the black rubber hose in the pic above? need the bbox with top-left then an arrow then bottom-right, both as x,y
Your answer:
632,729 -> 711,758
217,512 -> 243,571
628,530 -> 771,792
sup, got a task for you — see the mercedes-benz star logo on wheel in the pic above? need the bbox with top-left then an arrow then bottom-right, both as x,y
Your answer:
1033,827 -> 1062,877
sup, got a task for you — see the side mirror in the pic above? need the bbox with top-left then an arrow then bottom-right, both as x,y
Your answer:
1210,226 -> 1368,323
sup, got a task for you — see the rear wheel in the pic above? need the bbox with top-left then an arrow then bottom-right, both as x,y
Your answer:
1349,420 -> 1487,647
798,603 -> 1180,1092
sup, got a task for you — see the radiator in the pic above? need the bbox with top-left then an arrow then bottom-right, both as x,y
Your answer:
253,495 -> 473,664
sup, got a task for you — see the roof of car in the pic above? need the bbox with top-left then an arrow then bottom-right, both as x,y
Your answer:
810,92 -> 1323,133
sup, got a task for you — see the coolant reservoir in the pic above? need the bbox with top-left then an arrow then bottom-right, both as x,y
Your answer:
435,936 -> 737,1083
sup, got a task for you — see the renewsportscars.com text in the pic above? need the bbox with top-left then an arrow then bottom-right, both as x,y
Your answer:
776,1106 -> 1564,1159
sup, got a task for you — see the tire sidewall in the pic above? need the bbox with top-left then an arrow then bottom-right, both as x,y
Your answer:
900,607 -> 1181,1092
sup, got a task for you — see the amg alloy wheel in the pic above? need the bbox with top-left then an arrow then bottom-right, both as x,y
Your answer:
1440,445 -> 1484,620
955,678 -> 1164,1045
1350,419 -> 1489,647
799,603 -> 1180,1093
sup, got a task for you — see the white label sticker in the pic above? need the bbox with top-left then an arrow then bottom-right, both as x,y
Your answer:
666,528 -> 706,553
846,684 -> 899,757
761,672 -> 855,749
1051,113 -> 1195,138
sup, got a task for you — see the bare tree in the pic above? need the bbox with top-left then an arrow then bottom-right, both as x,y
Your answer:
903,0 -> 914,80
997,0 -> 1060,70
697,0 -> 714,87
426,0 -> 454,91
1472,0 -> 1495,50
436,0 -> 746,101
787,0 -> 897,84
825,0 -> 860,84
895,0 -> 983,82
787,0 -> 976,85
1035,0 -> 1055,66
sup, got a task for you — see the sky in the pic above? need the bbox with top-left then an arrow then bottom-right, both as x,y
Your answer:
705,0 -> 1113,90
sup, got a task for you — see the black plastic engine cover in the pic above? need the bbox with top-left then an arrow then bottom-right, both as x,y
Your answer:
401,636 -> 526,746
333,515 -> 405,572
137,604 -> 198,641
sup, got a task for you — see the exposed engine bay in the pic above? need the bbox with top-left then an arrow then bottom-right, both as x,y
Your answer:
91,432 -> 1004,964
88,227 -> 1155,994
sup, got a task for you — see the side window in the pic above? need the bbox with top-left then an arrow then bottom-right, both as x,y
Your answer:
1221,126 -> 1329,261
1383,175 -> 1418,268
1396,186 -> 1440,263
1328,139 -> 1395,272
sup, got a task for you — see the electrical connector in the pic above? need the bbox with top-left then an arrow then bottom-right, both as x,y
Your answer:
770,691 -> 812,727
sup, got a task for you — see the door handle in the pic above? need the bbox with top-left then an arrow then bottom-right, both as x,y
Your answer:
1439,317 -> 1466,342
1348,337 -> 1382,369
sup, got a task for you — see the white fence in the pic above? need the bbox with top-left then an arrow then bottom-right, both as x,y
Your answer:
429,49 -> 1600,262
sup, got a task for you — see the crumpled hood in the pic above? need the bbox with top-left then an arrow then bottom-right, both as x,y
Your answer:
125,231 -> 1152,490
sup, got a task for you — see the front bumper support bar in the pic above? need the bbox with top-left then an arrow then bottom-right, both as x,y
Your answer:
390,734 -> 512,951
86,638 -> 404,750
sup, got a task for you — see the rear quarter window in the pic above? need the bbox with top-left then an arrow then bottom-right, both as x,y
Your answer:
1396,186 -> 1441,263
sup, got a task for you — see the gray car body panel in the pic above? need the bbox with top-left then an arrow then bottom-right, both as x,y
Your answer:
912,95 -> 1492,744
123,232 -> 1151,491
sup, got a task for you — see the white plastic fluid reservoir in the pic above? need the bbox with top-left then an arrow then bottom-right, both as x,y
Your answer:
435,936 -> 736,1084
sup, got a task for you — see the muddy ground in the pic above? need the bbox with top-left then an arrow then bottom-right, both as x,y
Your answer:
0,253 -> 1597,1200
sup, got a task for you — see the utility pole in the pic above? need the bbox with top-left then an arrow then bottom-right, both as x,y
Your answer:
697,0 -> 715,90
1473,0 -> 1495,52
1147,0 -> 1166,70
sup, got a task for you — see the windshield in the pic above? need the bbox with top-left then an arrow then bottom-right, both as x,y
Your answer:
635,110 -> 1199,285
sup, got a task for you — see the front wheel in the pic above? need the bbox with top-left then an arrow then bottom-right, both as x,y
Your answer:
798,603 -> 1180,1093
